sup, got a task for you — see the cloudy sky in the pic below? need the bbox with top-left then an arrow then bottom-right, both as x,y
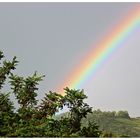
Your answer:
0,3 -> 140,117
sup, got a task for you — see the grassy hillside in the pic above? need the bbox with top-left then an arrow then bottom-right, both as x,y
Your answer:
82,110 -> 140,137
56,110 -> 140,137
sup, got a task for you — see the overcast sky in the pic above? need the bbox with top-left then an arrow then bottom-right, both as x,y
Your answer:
0,3 -> 140,117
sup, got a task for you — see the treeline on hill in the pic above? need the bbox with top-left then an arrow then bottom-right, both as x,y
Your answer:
82,110 -> 140,137
0,50 -> 139,137
56,110 -> 140,137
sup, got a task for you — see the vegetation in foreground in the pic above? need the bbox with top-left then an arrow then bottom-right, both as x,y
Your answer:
0,50 -> 101,137
0,50 -> 140,137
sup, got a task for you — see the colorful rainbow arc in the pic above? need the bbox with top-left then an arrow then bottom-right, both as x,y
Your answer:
57,6 -> 140,95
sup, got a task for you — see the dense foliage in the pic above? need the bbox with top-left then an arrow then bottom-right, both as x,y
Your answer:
0,50 -> 101,137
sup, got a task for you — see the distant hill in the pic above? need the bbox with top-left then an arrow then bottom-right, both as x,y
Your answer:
55,109 -> 140,137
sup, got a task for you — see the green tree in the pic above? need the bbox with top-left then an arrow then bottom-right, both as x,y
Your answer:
0,50 -> 18,136
0,50 -> 101,137
80,121 -> 101,137
37,91 -> 64,118
116,111 -> 130,119
63,87 -> 92,133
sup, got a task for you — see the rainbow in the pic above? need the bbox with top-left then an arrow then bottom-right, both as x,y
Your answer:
57,6 -> 140,94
